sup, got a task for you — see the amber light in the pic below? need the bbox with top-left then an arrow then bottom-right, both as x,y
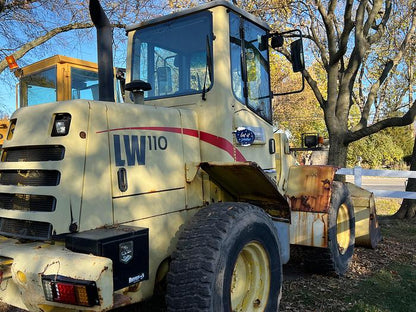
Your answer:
5,55 -> 18,71
42,275 -> 99,307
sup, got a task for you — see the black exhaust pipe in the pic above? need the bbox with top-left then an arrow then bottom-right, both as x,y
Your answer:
89,0 -> 114,102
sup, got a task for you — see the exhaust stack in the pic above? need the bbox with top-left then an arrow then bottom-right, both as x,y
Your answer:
89,0 -> 114,102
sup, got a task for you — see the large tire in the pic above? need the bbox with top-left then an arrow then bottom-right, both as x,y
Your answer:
304,181 -> 355,276
166,202 -> 282,312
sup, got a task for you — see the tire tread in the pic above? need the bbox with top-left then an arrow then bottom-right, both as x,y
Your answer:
166,202 -> 277,311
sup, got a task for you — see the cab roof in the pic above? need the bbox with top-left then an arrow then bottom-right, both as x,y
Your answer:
126,0 -> 270,32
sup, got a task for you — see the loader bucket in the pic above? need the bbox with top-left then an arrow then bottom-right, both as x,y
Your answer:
347,182 -> 382,248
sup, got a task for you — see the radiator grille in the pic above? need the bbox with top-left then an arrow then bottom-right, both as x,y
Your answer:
0,170 -> 60,186
0,218 -> 52,240
0,193 -> 56,212
1,146 -> 65,162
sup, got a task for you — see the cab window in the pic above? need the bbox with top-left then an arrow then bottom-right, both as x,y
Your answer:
71,67 -> 99,100
230,12 -> 272,122
131,11 -> 213,99
20,66 -> 57,106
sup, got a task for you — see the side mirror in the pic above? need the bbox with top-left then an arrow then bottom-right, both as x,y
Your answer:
259,34 -> 284,51
290,39 -> 305,72
272,29 -> 306,96
270,34 -> 284,49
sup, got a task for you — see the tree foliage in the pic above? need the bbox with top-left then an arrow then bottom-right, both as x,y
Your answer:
346,128 -> 412,168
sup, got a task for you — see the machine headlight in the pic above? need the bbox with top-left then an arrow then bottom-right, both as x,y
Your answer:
52,113 -> 71,137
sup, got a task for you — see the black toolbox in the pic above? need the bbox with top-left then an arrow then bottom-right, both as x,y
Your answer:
65,225 -> 149,290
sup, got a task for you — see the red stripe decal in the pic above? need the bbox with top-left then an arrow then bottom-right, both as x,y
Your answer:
97,126 -> 246,161
199,131 -> 246,161
97,126 -> 182,134
182,128 -> 199,137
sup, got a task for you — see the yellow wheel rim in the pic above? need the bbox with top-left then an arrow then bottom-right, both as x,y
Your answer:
230,241 -> 270,312
337,203 -> 351,255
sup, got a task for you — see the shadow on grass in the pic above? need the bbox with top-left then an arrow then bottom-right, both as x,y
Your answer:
348,263 -> 416,312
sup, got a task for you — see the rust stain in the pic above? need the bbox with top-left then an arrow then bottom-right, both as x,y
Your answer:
288,166 -> 336,213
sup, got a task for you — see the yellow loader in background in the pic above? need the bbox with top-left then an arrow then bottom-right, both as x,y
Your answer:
0,55 -> 125,146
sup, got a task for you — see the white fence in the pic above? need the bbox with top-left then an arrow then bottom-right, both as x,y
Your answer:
337,166 -> 416,199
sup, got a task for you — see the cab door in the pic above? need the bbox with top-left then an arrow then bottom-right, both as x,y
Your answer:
229,12 -> 274,169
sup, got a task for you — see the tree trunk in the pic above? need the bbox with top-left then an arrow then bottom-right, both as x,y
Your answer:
327,134 -> 348,168
327,134 -> 349,182
395,136 -> 416,219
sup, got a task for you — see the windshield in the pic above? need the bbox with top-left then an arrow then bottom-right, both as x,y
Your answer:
20,66 -> 57,106
131,11 -> 213,99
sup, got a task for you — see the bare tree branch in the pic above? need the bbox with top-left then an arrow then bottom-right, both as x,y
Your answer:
363,0 -> 384,36
345,99 -> 416,143
353,8 -> 416,130
0,22 -> 93,73
315,0 -> 337,58
303,68 -> 327,110
0,0 -> 38,13
368,0 -> 392,45
332,0 -> 354,64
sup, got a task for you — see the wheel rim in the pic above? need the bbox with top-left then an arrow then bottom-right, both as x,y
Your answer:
230,241 -> 270,311
337,203 -> 351,255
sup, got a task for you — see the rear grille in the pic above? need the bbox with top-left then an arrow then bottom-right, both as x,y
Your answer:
0,170 -> 60,186
0,193 -> 56,212
1,146 -> 65,162
0,217 -> 52,240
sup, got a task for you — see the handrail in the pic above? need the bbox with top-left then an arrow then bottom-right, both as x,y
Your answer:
336,166 -> 416,199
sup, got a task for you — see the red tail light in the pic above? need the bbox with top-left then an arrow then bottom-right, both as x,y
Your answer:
42,275 -> 99,307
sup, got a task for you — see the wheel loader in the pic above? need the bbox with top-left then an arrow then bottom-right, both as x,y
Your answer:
0,0 -> 379,311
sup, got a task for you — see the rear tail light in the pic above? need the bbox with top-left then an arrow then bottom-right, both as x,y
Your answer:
42,275 -> 99,307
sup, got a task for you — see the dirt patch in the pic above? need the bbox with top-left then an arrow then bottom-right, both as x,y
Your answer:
1,217 -> 414,312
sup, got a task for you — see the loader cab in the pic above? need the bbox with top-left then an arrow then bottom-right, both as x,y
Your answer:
17,55 -> 125,108
126,1 -> 272,120
125,0 -> 303,167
